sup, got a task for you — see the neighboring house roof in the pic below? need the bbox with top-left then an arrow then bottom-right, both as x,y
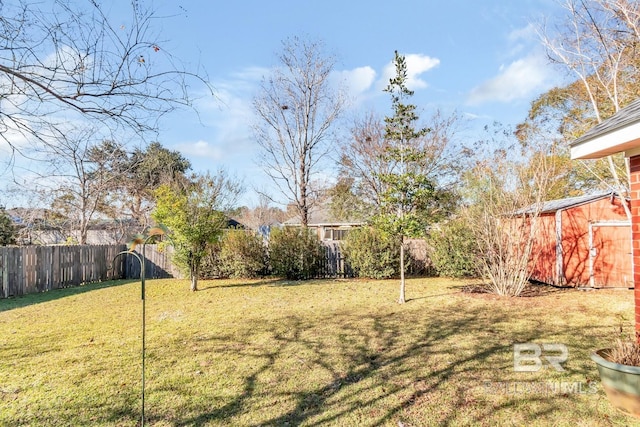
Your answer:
7,208 -> 49,223
226,218 -> 245,229
570,98 -> 640,159
514,192 -> 619,215
283,206 -> 365,227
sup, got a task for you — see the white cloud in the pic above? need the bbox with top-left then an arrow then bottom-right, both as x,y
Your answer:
506,24 -> 538,57
175,139 -> 224,160
166,68 -> 261,175
231,66 -> 270,83
466,52 -> 554,105
508,23 -> 536,44
378,53 -> 440,91
334,66 -> 376,97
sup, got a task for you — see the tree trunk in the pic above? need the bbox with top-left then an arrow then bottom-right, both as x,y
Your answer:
398,235 -> 406,304
299,160 -> 309,228
190,266 -> 198,292
80,198 -> 88,245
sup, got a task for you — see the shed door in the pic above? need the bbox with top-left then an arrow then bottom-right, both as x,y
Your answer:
590,223 -> 632,288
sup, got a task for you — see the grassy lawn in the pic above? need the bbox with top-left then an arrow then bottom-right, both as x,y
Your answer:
1,277 -> 639,426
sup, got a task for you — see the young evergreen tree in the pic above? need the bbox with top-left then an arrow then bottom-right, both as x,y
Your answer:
374,51 -> 436,304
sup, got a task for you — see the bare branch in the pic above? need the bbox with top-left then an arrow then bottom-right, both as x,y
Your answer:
0,0 -> 212,161
253,36 -> 345,227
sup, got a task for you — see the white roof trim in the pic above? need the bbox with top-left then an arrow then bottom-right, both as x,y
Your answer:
570,121 -> 640,159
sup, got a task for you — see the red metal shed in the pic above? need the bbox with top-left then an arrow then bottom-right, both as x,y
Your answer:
527,192 -> 632,288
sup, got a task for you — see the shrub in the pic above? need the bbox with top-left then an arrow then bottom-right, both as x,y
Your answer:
269,227 -> 324,280
426,219 -> 479,278
341,226 -> 399,279
218,230 -> 268,278
194,242 -> 221,279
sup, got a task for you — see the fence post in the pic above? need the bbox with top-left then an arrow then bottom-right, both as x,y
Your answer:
1,247 -> 7,298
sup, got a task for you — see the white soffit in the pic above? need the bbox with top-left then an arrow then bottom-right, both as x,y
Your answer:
570,121 -> 640,160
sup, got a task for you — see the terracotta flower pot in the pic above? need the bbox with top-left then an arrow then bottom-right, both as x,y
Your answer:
591,349 -> 640,418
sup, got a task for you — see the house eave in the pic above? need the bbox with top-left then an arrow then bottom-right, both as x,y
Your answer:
570,121 -> 640,159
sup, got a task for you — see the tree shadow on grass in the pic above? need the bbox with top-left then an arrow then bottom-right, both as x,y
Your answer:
199,278 -> 339,290
406,291 -> 460,302
166,299 -> 615,427
0,279 -> 137,312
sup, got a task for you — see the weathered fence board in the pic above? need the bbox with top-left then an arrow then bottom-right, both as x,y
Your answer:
320,242 -> 353,278
0,245 -> 129,298
125,245 -> 178,280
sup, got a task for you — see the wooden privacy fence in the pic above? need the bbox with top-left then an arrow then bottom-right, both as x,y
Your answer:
318,239 -> 434,278
318,242 -> 353,278
1,245 -> 125,298
0,244 -> 177,299
0,240 -> 433,299
124,244 -> 180,281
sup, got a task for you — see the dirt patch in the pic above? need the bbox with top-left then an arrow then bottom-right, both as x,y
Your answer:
460,281 -> 570,301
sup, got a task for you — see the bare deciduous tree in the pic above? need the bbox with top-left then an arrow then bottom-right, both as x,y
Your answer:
463,128 -> 559,297
339,112 -> 393,209
0,0 -> 210,162
235,195 -> 287,231
537,0 -> 640,218
253,36 -> 345,227
339,109 -> 467,214
34,130 -> 124,244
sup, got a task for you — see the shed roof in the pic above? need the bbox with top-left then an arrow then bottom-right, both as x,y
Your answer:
570,98 -> 640,159
514,192 -> 615,215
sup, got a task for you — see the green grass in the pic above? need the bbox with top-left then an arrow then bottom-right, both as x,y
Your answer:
1,277 -> 639,426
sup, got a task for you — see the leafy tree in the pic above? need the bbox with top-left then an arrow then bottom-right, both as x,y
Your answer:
326,177 -> 369,222
152,172 -> 242,291
110,141 -> 192,228
374,51 -> 447,303
253,36 -> 345,227
0,207 -> 16,246
516,83 -> 627,197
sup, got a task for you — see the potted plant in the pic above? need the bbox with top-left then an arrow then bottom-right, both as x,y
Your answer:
591,339 -> 640,418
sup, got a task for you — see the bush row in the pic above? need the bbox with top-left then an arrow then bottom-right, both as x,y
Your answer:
198,223 -> 476,280
200,227 -> 325,280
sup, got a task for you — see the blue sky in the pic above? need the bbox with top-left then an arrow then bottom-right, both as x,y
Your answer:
3,0 -> 569,208
147,0 -> 566,206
